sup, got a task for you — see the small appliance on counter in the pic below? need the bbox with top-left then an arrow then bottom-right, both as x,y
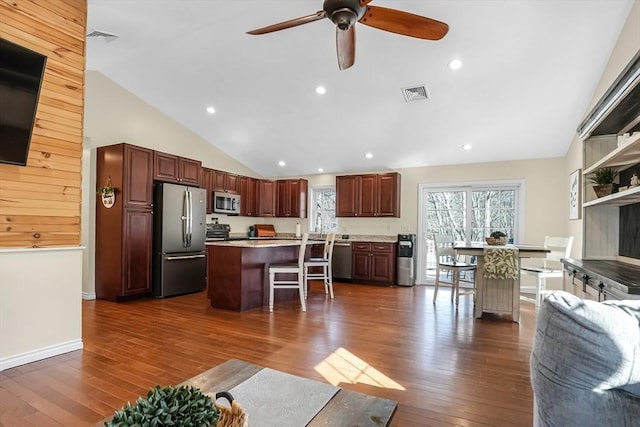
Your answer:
254,224 -> 276,238
206,223 -> 230,240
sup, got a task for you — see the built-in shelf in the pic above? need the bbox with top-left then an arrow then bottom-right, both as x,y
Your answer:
583,132 -> 640,175
583,185 -> 640,207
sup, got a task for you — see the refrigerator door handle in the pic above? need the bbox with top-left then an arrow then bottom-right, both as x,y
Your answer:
187,190 -> 193,248
165,254 -> 206,261
181,190 -> 188,248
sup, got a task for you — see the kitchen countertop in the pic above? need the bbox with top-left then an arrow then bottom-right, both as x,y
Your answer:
220,233 -> 398,244
206,239 -> 303,248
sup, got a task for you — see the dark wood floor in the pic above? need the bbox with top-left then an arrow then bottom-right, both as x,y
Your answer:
0,283 -> 537,426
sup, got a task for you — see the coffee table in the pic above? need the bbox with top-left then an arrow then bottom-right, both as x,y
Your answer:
98,359 -> 397,426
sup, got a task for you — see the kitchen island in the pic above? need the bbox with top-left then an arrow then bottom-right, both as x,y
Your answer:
206,239 -> 306,311
455,244 -> 548,321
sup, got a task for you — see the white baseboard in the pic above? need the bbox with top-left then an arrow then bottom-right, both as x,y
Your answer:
0,339 -> 83,371
82,291 -> 96,300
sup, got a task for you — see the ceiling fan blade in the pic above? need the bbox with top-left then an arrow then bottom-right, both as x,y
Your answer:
358,6 -> 449,40
336,25 -> 355,70
247,11 -> 327,35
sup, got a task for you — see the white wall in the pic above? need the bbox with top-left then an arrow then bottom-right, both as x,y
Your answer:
0,247 -> 83,370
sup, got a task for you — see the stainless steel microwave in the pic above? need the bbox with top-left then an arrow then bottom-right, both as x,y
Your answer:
213,192 -> 240,215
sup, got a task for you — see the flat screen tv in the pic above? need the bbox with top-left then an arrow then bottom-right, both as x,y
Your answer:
0,37 -> 47,166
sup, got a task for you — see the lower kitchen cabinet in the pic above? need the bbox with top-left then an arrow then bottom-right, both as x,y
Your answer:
351,242 -> 396,285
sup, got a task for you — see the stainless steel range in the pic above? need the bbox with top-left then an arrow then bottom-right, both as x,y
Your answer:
562,258 -> 640,301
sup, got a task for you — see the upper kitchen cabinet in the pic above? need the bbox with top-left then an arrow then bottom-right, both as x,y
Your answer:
336,172 -> 401,218
201,167 -> 213,214
213,169 -> 239,194
258,179 -> 276,217
239,176 -> 258,216
336,175 -> 359,217
153,151 -> 202,187
276,179 -> 308,218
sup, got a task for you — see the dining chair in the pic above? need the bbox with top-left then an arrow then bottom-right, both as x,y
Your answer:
520,236 -> 574,309
268,233 -> 309,312
303,233 -> 336,299
433,235 -> 477,307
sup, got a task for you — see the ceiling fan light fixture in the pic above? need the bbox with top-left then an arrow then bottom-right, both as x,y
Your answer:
330,8 -> 358,30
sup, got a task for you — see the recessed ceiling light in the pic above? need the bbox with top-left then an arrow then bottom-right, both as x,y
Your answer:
462,144 -> 472,150
278,160 -> 286,167
448,59 -> 462,70
206,106 -> 216,114
315,86 -> 326,95
318,168 -> 324,173
365,153 -> 373,159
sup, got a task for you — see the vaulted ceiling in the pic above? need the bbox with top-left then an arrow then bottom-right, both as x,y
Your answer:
86,0 -> 635,177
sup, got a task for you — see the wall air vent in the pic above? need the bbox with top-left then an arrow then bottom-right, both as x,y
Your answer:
402,85 -> 429,103
86,29 -> 119,41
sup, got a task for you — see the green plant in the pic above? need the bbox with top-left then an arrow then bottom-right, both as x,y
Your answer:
105,385 -> 220,427
588,167 -> 618,185
97,185 -> 115,196
490,231 -> 507,239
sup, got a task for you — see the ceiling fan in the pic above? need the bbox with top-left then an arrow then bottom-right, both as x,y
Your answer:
247,0 -> 449,70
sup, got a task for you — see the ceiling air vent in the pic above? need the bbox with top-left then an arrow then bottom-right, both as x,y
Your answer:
86,29 -> 119,41
402,85 -> 429,103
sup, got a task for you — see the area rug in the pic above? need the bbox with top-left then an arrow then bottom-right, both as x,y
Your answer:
228,368 -> 340,426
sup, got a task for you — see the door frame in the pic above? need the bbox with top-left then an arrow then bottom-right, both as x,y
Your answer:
416,179 -> 526,285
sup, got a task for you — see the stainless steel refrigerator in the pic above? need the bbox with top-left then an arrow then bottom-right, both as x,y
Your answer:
153,182 -> 207,297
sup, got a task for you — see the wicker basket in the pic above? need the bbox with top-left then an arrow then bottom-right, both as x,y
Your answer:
485,236 -> 508,245
215,392 -> 248,427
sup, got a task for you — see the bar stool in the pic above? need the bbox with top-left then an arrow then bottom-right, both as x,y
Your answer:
268,233 -> 309,312
303,233 -> 336,299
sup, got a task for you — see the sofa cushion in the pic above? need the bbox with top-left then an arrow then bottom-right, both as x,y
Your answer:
531,291 -> 640,426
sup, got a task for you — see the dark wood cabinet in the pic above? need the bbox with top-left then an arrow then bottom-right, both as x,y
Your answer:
351,242 -> 396,284
201,168 -> 213,214
276,179 -> 308,218
377,173 -> 401,217
213,169 -> 239,194
258,179 -> 276,217
153,151 -> 202,186
336,173 -> 400,218
336,175 -> 359,217
239,176 -> 258,216
122,209 -> 153,295
96,143 -> 154,301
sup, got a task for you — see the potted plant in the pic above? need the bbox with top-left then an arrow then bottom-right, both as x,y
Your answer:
97,178 -> 117,208
105,385 -> 220,427
486,231 -> 507,245
588,167 -> 618,198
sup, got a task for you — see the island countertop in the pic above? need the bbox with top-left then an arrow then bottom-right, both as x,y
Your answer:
206,239 -> 303,248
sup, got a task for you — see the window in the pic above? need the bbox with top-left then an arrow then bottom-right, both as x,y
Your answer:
418,181 -> 523,284
309,185 -> 337,233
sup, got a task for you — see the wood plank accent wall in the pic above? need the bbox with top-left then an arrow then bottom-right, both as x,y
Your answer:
0,0 -> 87,248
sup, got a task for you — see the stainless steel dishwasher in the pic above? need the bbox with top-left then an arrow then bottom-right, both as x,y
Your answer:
332,242 -> 352,280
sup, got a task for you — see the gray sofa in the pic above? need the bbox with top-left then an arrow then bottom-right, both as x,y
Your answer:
531,291 -> 640,426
